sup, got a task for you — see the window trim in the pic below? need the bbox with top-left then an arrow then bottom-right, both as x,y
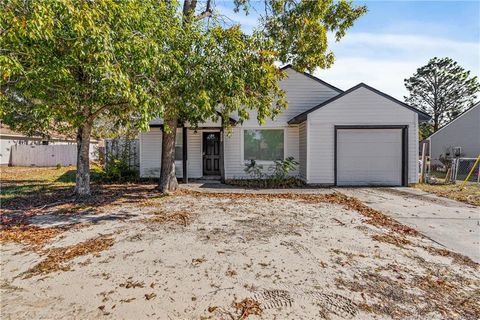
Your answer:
241,127 -> 286,165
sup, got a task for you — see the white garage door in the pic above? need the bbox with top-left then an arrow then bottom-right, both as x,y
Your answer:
337,128 -> 402,186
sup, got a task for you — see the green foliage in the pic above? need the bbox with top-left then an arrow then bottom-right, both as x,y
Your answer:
244,160 -> 266,180
270,156 -> 300,180
405,57 -> 480,132
149,0 -> 367,131
418,122 -> 433,141
242,156 -> 301,188
104,158 -> 138,182
0,0 -> 176,134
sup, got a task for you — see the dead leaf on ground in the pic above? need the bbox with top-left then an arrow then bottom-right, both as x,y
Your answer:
120,280 -> 145,289
145,293 -> 157,300
23,235 -> 114,277
0,226 -> 62,249
145,210 -> 191,227
234,298 -> 262,319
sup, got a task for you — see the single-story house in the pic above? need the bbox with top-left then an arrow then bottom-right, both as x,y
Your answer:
427,102 -> 480,166
140,65 -> 430,186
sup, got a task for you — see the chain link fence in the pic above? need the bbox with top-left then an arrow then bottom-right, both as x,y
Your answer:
427,157 -> 480,184
452,157 -> 480,183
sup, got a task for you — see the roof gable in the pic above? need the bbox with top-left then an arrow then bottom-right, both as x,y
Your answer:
280,64 -> 343,94
288,83 -> 431,124
427,102 -> 479,139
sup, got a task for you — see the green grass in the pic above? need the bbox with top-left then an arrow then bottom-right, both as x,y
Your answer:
0,165 -> 104,201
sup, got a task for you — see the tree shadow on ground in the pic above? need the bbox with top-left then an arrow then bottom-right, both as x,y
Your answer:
1,182 -> 160,227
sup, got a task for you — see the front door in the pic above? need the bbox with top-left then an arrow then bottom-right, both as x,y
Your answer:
203,132 -> 221,176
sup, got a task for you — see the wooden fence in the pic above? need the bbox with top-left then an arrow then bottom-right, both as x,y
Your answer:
10,144 -> 98,167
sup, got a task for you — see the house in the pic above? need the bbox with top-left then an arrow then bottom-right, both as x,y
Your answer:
139,65 -> 430,186
427,102 -> 480,166
0,124 -> 99,166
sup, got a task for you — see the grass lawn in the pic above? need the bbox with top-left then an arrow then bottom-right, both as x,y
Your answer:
416,183 -> 480,206
0,165 -> 104,201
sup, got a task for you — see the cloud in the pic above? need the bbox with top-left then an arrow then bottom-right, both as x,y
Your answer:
314,32 -> 480,99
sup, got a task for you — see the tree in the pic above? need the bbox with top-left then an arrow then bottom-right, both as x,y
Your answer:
405,57 -> 480,133
154,0 -> 367,192
0,0 -> 175,196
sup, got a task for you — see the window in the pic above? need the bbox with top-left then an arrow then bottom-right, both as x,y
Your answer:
243,129 -> 284,161
175,129 -> 183,160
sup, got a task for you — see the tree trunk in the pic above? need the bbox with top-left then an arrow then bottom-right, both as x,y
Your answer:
433,115 -> 440,132
75,122 -> 92,197
158,117 -> 179,193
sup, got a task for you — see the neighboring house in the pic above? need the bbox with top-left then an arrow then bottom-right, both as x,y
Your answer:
427,102 -> 480,166
139,65 -> 430,186
0,124 -> 99,166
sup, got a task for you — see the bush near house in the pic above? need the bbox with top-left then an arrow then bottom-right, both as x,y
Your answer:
227,157 -> 305,188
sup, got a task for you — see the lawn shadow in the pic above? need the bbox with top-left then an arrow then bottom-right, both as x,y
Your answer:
1,183 -> 159,227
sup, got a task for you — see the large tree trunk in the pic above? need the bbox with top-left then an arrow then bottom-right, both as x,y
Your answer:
75,122 -> 92,197
158,117 -> 179,193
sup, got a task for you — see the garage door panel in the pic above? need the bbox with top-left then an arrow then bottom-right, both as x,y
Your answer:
337,128 -> 402,186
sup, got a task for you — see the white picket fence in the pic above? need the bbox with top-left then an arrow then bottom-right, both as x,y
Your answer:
10,144 -> 97,167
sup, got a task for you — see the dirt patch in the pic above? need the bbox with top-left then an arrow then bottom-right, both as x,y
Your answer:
23,235 -> 114,278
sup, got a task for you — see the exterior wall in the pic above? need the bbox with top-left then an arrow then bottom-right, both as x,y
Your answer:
140,68 -> 341,179
224,126 -> 300,179
306,86 -> 418,185
139,127 -> 213,179
238,68 -> 339,127
299,122 -> 308,180
429,104 -> 480,165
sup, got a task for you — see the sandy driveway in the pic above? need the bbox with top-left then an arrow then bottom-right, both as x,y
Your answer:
338,187 -> 480,262
1,189 -> 479,319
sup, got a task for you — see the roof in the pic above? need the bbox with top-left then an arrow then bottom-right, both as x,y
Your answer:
288,82 -> 431,124
280,64 -> 344,94
0,123 -> 99,143
427,101 -> 479,139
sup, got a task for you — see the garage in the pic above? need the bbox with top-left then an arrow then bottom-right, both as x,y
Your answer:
335,126 -> 407,186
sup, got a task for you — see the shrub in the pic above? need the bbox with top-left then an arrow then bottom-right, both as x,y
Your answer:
237,157 -> 303,188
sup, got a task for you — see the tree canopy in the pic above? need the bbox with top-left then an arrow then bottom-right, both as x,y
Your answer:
151,0 -> 367,192
0,0 -> 177,195
404,57 -> 479,134
1,0 -> 367,195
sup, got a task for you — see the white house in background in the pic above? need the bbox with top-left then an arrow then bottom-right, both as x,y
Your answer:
139,65 -> 430,186
427,102 -> 480,166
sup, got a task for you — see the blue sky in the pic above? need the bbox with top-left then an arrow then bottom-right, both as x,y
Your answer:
215,0 -> 480,99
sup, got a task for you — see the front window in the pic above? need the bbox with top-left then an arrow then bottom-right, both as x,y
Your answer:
243,129 -> 284,161
175,129 -> 183,160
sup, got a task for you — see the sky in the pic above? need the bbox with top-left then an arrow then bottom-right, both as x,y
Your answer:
215,0 -> 480,100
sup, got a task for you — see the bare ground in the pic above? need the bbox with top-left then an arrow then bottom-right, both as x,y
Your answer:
1,189 -> 479,319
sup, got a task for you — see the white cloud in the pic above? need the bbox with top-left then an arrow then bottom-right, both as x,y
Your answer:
315,33 -> 480,99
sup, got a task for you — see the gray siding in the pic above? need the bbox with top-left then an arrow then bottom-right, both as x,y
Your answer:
299,122 -> 308,180
429,103 -> 480,164
139,128 -> 184,178
238,68 -> 339,127
307,86 -> 419,185
140,69 -> 340,179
